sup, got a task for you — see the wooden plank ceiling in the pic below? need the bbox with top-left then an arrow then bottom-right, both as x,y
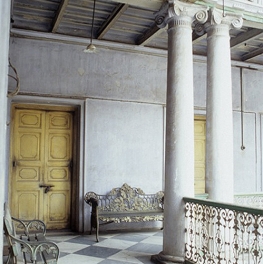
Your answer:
11,0 -> 263,65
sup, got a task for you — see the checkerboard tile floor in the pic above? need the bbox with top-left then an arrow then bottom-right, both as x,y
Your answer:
49,229 -> 163,264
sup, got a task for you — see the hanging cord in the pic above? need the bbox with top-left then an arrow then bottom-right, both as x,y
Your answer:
8,57 -> 20,97
90,0 -> 96,44
240,68 -> 245,150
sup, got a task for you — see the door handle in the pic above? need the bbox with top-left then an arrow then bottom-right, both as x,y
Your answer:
39,184 -> 55,193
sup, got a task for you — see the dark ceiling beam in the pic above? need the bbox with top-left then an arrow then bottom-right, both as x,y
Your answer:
97,4 -> 129,40
136,24 -> 164,45
242,45 -> 263,61
230,28 -> 263,48
192,31 -> 206,44
51,0 -> 69,33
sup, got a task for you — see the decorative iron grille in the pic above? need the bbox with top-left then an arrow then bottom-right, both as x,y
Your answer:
184,197 -> 263,264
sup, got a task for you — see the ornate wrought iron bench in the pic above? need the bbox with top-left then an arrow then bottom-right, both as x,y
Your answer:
84,183 -> 164,242
3,203 -> 59,264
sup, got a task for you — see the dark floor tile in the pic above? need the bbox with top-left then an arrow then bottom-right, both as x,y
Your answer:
58,252 -> 70,258
74,246 -> 121,258
137,255 -> 156,264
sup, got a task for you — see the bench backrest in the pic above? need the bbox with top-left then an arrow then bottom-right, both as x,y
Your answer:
85,183 -> 164,212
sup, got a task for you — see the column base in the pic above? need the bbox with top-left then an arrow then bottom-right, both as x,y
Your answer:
151,251 -> 185,264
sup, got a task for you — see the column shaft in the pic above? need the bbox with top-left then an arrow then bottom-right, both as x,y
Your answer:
163,15 -> 195,258
0,0 -> 11,258
206,23 -> 234,202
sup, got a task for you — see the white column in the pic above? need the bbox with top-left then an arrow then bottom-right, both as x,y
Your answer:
0,0 -> 11,258
205,9 -> 243,203
152,2 -> 208,263
164,13 -> 194,260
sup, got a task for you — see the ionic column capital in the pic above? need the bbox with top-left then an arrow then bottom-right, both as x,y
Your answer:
193,7 -> 243,36
155,0 -> 209,29
204,8 -> 243,34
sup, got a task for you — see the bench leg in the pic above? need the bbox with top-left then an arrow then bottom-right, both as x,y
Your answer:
90,212 -> 99,242
89,215 -> 92,235
90,212 -> 97,235
96,217 -> 99,242
96,211 -> 100,242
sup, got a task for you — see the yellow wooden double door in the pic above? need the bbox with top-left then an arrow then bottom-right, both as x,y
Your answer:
10,107 -> 73,229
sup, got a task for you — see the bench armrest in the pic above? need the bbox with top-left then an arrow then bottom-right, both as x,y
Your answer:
84,192 -> 99,211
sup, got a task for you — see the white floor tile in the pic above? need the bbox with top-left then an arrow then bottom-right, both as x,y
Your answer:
140,235 -> 163,245
47,235 -> 79,242
59,253 -> 103,264
57,241 -> 89,253
108,250 -> 149,263
100,233 -> 120,239
93,238 -> 137,250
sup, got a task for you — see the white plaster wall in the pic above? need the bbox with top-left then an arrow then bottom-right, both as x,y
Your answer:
193,61 -> 206,108
85,98 -> 164,194
243,69 -> 263,112
232,67 -> 241,111
233,112 -> 257,193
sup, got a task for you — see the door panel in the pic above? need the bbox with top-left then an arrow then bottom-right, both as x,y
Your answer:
47,191 -> 70,222
13,109 -> 45,221
44,112 -> 72,228
17,191 -> 41,219
11,108 -> 73,229
194,119 -> 206,194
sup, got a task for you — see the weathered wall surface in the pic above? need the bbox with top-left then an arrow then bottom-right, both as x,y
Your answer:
9,38 -> 167,104
8,37 -> 263,217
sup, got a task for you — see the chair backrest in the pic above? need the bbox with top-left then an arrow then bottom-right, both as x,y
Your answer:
3,203 -> 21,259
4,203 -> 15,235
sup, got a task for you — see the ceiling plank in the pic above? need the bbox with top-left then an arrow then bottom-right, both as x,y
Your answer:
242,45 -> 263,61
230,28 -> 263,48
97,3 -> 129,39
51,0 -> 69,33
111,0 -> 162,10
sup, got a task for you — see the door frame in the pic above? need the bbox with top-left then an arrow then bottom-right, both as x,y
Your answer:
9,96 -> 85,232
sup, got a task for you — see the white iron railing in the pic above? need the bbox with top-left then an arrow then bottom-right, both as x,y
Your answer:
184,197 -> 263,264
